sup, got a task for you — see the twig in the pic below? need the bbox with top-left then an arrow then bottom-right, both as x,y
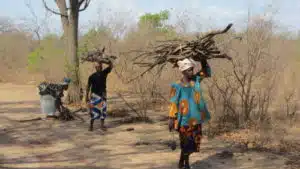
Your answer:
79,0 -> 91,12
72,108 -> 85,122
116,92 -> 139,115
42,0 -> 67,17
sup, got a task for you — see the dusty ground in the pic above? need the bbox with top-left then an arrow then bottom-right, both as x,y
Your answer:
0,83 -> 299,169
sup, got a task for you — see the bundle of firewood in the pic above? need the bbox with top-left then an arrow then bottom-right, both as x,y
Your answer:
131,23 -> 237,78
58,105 -> 75,121
80,47 -> 117,64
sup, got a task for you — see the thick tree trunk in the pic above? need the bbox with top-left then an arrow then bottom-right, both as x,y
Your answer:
48,0 -> 83,104
55,0 -> 69,56
66,0 -> 81,103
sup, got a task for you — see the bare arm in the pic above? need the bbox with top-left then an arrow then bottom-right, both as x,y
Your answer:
85,77 -> 92,102
194,59 -> 211,79
103,59 -> 113,74
108,59 -> 113,69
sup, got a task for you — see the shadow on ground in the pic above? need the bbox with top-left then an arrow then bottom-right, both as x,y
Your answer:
1,167 -> 113,169
0,100 -> 39,106
0,100 -> 41,115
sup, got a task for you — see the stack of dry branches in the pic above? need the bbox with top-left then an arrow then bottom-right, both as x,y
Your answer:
80,47 -> 117,64
58,106 -> 75,121
130,23 -> 237,78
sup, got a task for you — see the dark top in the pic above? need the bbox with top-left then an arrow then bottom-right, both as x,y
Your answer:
88,67 -> 112,97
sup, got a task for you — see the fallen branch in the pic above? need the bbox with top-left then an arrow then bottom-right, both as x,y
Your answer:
18,117 -> 42,123
72,108 -> 85,122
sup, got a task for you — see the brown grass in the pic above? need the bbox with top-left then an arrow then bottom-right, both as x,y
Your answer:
0,12 -> 299,154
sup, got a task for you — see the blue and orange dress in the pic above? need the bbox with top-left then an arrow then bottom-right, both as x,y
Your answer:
88,93 -> 107,120
168,62 -> 212,154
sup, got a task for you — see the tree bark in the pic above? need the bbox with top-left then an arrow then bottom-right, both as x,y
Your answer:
55,0 -> 69,34
66,0 -> 81,103
55,0 -> 69,54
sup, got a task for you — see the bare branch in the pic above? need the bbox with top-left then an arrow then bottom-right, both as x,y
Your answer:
116,92 -> 139,115
25,1 -> 37,22
42,0 -> 68,17
79,0 -> 85,5
79,0 -> 91,12
24,0 -> 41,41
200,23 -> 233,41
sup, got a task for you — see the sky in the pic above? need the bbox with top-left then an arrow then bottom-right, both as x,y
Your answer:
0,0 -> 299,36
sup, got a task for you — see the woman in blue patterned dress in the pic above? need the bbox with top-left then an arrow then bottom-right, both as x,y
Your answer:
168,58 -> 212,169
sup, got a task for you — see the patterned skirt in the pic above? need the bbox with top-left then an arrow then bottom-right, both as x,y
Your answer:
88,94 -> 107,120
178,124 -> 202,154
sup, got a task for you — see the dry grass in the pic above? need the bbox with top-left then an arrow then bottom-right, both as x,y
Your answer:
0,12 -> 299,157
1,83 -> 300,169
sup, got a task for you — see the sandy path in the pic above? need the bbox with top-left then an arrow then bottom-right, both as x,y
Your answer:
0,83 -> 297,169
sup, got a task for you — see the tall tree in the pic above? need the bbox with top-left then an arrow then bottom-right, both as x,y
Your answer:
138,10 -> 170,30
138,10 -> 176,38
43,0 -> 91,103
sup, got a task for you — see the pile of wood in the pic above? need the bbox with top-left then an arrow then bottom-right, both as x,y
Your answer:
131,23 -> 238,78
80,47 -> 117,64
58,105 -> 75,121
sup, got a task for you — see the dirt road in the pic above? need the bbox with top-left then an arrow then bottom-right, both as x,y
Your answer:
0,83 -> 297,169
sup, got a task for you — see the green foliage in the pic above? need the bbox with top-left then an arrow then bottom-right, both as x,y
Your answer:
137,10 -> 178,39
138,10 -> 170,29
27,47 -> 42,71
27,34 -> 64,72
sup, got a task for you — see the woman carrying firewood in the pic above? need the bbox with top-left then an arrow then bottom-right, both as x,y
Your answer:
168,58 -> 211,169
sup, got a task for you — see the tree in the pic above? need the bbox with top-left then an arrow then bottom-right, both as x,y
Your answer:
138,10 -> 172,32
23,0 -> 51,42
137,10 -> 176,38
139,10 -> 169,29
42,0 -> 91,103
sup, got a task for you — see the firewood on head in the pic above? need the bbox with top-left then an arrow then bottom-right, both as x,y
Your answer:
128,23 -> 236,81
80,46 -> 117,64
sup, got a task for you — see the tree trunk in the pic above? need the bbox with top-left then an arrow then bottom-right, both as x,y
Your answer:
55,0 -> 69,60
66,0 -> 81,104
48,0 -> 82,104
